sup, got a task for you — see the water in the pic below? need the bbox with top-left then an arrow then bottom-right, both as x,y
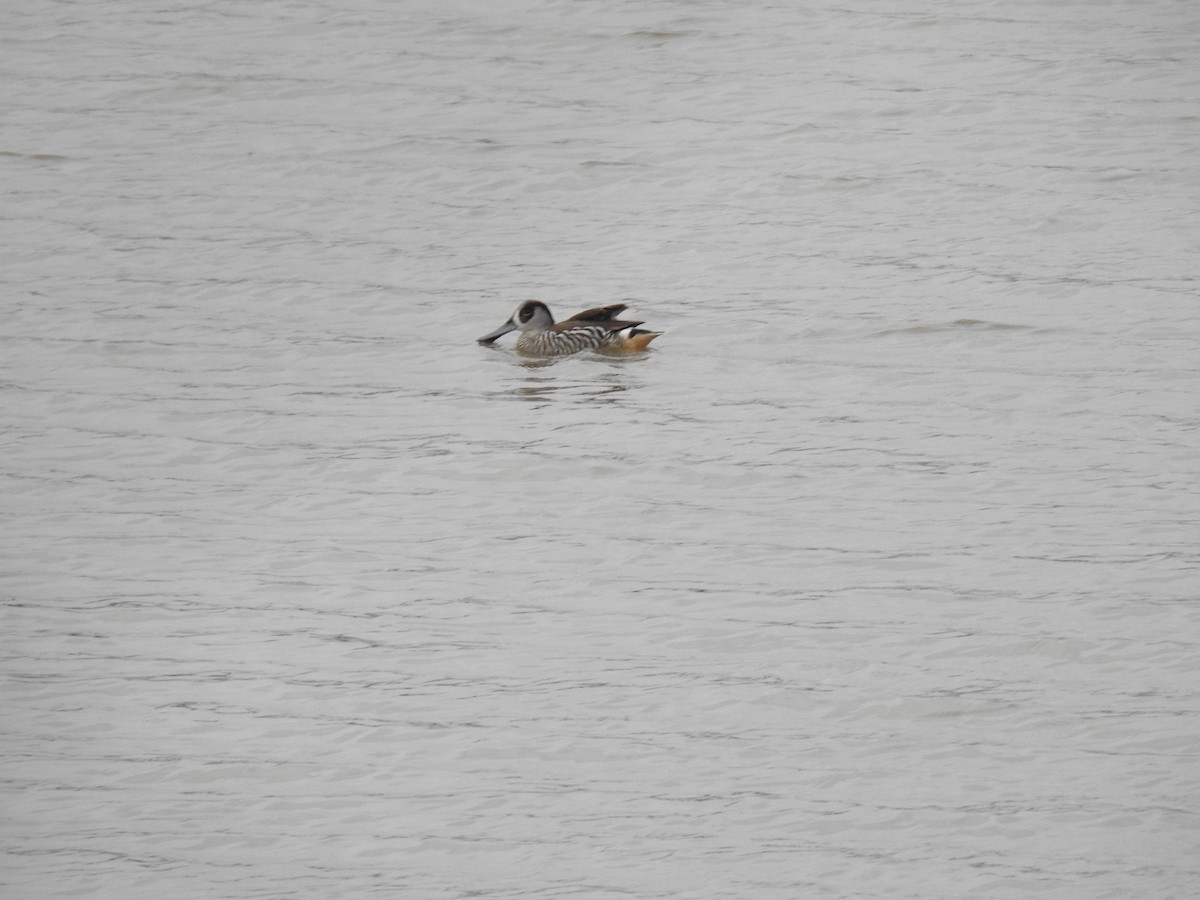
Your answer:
3,1 -> 1199,897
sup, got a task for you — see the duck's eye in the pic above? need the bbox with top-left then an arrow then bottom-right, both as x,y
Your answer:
519,306 -> 535,323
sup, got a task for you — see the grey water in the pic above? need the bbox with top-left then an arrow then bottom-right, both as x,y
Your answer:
3,0 -> 1199,897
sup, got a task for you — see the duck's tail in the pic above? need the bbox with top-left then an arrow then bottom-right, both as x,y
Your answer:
618,328 -> 663,352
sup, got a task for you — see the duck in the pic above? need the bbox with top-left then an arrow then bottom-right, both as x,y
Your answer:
476,300 -> 663,357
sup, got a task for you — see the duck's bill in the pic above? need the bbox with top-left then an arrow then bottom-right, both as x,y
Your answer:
477,320 -> 516,344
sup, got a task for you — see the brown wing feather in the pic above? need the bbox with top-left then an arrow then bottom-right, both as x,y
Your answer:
561,304 -> 627,323
553,317 -> 643,334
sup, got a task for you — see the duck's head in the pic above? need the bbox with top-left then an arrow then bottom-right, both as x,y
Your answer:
476,300 -> 555,344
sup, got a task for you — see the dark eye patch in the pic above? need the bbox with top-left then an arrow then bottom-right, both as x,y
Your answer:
519,305 -> 535,323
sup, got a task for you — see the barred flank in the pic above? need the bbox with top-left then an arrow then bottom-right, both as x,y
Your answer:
517,326 -> 617,357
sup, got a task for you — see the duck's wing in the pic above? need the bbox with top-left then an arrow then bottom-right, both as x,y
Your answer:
554,316 -> 644,334
562,304 -> 627,323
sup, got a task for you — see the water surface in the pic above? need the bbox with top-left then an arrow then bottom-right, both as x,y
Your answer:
3,1 -> 1199,898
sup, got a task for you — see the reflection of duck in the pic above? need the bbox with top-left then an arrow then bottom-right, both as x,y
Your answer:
477,301 -> 663,357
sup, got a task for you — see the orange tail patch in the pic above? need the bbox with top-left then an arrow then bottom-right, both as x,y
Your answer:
618,330 -> 663,351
